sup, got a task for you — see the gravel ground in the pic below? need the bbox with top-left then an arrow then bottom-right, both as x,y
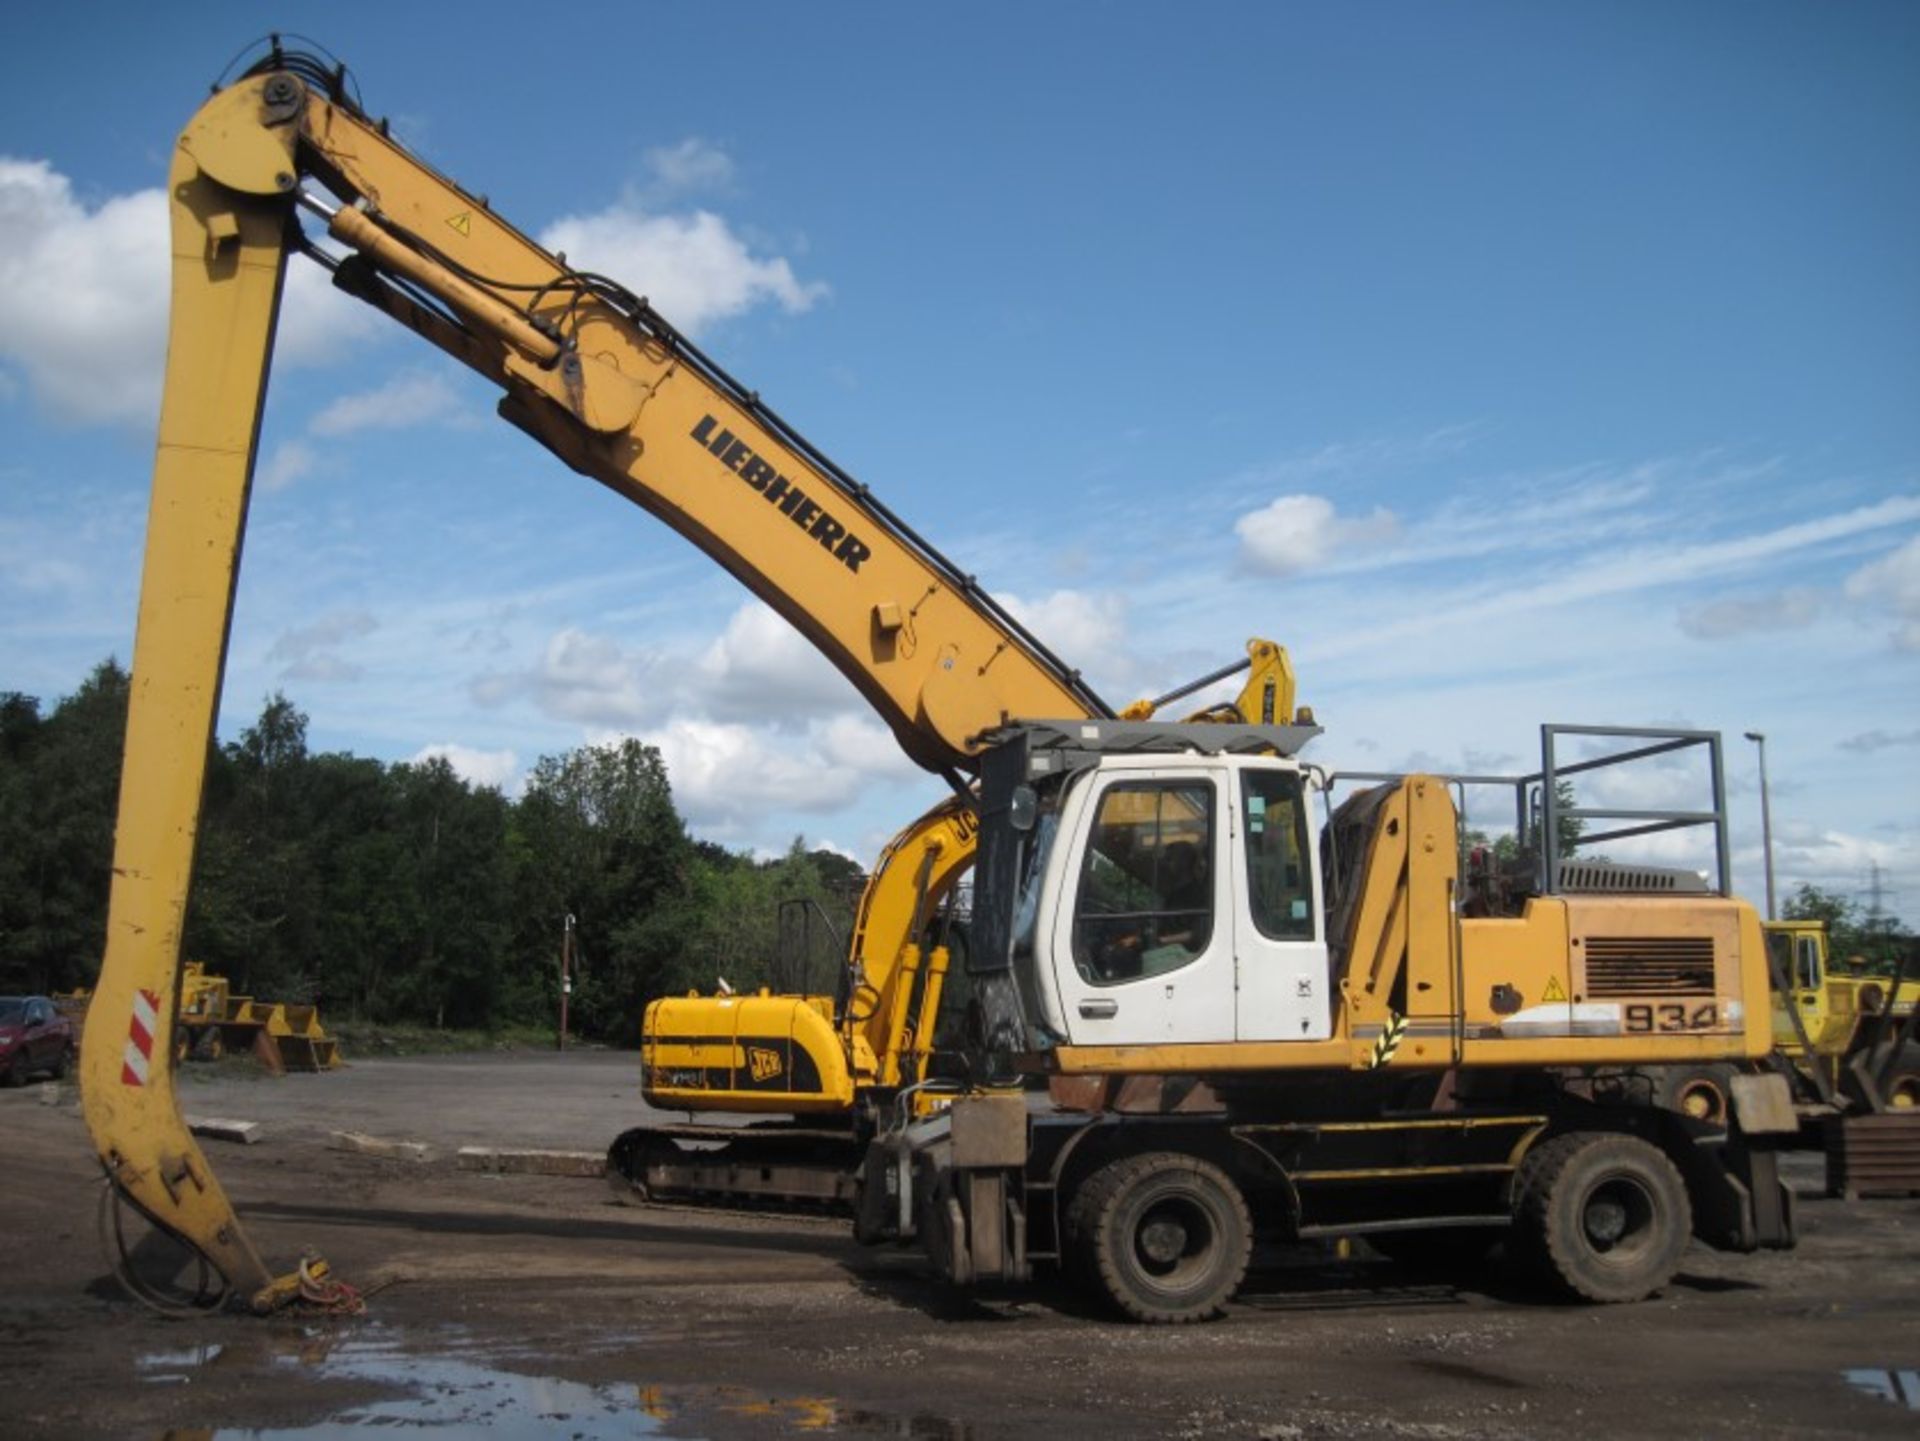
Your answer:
2,1051 -> 1916,1439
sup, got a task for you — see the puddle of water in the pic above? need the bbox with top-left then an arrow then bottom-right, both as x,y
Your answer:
1844,1368 -> 1920,1410
201,1340 -> 660,1440
146,1327 -> 970,1438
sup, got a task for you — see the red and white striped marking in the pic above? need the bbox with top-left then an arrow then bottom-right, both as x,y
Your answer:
122,989 -> 160,1087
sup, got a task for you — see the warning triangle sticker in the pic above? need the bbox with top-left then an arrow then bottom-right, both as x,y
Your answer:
1542,975 -> 1568,1003
445,211 -> 472,237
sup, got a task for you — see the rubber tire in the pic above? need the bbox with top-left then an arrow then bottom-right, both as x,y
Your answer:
1655,1063 -> 1736,1127
50,1044 -> 69,1081
3,1051 -> 25,1087
1512,1132 -> 1690,1304
1064,1152 -> 1252,1324
1868,1041 -> 1920,1111
1368,1227 -> 1502,1270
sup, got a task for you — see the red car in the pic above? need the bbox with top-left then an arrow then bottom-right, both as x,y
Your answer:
0,996 -> 73,1086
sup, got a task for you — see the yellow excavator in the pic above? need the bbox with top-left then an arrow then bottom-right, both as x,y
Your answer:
88,43 -> 1801,1319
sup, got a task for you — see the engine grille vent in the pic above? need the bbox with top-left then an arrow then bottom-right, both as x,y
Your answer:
1583,936 -> 1717,997
1558,860 -> 1707,894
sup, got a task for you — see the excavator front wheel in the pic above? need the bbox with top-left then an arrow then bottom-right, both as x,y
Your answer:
1064,1152 -> 1251,1324
1512,1132 -> 1690,1304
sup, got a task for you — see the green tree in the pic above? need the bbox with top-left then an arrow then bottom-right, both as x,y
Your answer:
513,738 -> 693,1040
1784,882 -> 1913,976
0,661 -> 129,992
188,692 -> 321,1000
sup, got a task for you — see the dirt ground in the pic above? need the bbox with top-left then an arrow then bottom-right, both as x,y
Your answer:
2,1051 -> 1915,1440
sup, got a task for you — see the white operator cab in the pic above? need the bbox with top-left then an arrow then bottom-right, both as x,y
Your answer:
1024,750 -> 1334,1048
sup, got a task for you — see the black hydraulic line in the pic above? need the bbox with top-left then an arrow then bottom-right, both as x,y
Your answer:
97,1176 -> 225,1318
1145,654 -> 1252,713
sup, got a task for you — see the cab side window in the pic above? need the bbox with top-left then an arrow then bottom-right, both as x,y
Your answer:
1072,781 -> 1215,985
1795,936 -> 1821,990
1243,770 -> 1315,940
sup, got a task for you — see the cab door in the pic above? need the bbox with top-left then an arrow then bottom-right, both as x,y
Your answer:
1049,767 -> 1236,1046
1232,766 -> 1332,1042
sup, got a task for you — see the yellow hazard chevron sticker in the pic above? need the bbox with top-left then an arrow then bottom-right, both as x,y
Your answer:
445,211 -> 472,237
1368,1012 -> 1408,1070
1542,975 -> 1568,1003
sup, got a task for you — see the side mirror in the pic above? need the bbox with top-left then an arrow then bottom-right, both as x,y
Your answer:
1009,784 -> 1038,833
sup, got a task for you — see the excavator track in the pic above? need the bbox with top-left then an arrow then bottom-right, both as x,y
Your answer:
606,1121 -> 865,1211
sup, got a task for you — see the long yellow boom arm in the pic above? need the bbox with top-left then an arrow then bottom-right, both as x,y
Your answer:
82,54 -> 1114,1303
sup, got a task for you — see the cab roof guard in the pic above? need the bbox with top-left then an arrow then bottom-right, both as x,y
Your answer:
1337,723 -> 1732,898
981,719 -> 1324,779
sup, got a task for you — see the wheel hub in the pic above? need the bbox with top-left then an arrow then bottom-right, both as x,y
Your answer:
1584,1197 -> 1628,1244
1139,1217 -> 1189,1265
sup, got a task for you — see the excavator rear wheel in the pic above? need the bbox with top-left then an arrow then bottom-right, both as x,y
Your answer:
1064,1152 -> 1251,1324
1512,1132 -> 1690,1304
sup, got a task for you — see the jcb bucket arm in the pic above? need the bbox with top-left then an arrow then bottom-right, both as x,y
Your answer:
79,77 -> 302,1305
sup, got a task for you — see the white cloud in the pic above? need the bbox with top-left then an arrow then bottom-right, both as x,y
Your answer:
1769,818 -> 1920,900
309,370 -> 465,436
1235,494 -> 1398,577
0,516 -> 89,594
1001,589 -> 1129,673
480,606 -> 867,731
632,718 -> 867,833
644,138 -> 735,194
814,712 -> 920,781
267,609 -> 377,683
1844,533 -> 1920,651
0,157 -> 372,427
693,602 -> 856,720
411,742 -> 519,791
476,626 -> 667,727
1678,586 -> 1823,640
540,204 -> 824,333
1320,496 -> 1920,661
259,441 -> 318,494
1839,728 -> 1920,755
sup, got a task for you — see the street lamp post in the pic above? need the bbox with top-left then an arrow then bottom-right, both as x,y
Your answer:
559,912 -> 576,1051
1743,731 -> 1775,920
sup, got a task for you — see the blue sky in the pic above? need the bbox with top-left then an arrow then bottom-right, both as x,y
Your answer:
2,3 -> 1916,920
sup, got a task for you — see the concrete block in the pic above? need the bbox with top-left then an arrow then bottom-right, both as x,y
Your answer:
186,1115 -> 261,1145
330,1130 -> 433,1163
456,1146 -> 605,1178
